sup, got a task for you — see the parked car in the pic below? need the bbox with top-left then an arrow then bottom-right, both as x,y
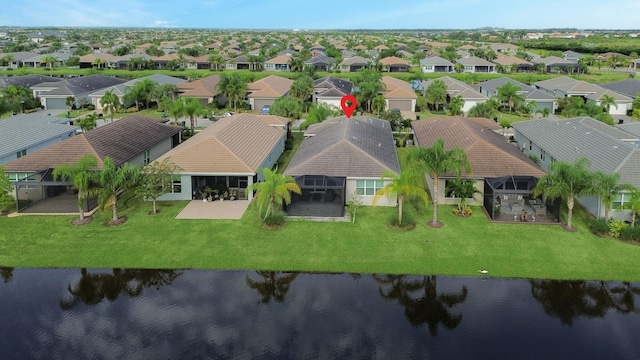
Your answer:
260,105 -> 271,115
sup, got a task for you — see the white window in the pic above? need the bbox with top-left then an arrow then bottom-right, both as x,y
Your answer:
356,180 -> 384,196
16,149 -> 26,158
171,177 -> 182,193
614,193 -> 631,209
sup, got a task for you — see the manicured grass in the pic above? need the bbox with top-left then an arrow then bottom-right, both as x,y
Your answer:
1,194 -> 639,281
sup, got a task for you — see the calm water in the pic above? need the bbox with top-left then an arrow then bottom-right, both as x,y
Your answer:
0,268 -> 639,359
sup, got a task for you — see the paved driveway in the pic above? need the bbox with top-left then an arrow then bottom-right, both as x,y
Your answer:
175,200 -> 250,219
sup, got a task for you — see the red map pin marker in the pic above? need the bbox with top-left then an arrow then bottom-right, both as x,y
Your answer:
340,94 -> 357,118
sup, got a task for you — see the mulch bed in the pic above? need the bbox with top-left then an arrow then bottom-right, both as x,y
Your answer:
427,221 -> 443,228
388,222 -> 416,231
71,217 -> 94,226
106,216 -> 128,227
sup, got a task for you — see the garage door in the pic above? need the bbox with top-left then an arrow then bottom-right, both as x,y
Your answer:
253,98 -> 273,111
45,97 -> 68,109
388,99 -> 411,111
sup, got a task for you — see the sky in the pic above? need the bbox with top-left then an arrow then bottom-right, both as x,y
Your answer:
2,0 -> 640,30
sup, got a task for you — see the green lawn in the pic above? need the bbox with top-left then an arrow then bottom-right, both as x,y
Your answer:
1,194 -> 639,281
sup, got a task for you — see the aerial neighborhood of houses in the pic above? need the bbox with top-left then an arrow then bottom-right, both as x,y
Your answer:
1,27 -> 640,231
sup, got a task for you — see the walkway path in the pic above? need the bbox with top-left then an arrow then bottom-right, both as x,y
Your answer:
175,199 -> 250,220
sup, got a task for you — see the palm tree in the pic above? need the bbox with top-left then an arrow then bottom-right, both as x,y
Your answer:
289,75 -> 314,111
97,157 -> 140,224
288,54 -> 304,72
599,94 -> 618,114
536,107 -> 551,118
446,95 -> 465,116
373,170 -> 429,227
592,171 -> 633,220
52,154 -> 99,222
76,113 -> 97,132
207,54 -> 225,71
182,97 -> 206,131
216,74 -> 247,112
425,79 -> 447,111
625,188 -> 640,227
125,79 -> 157,111
371,95 -> 386,116
100,90 -> 121,123
167,99 -> 185,125
533,157 -> 596,229
245,167 -> 301,222
41,55 -> 58,69
497,82 -> 524,113
408,139 -> 471,227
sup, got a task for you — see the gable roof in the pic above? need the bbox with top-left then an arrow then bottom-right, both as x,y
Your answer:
155,114 -> 284,174
456,56 -> 495,67
177,74 -> 221,98
285,116 -> 400,178
534,76 -> 600,95
422,77 -> 487,101
378,56 -> 409,66
339,56 -> 372,66
37,74 -> 127,96
412,117 -> 544,179
3,115 -> 182,172
476,77 -> 553,101
600,79 -> 640,99
247,75 -> 293,98
419,56 -> 454,66
512,117 -> 640,185
0,114 -> 78,160
381,76 -> 417,99
265,54 -> 292,64
0,74 -> 62,88
314,76 -> 353,97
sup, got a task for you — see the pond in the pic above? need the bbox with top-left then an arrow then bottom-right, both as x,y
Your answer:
0,268 -> 639,359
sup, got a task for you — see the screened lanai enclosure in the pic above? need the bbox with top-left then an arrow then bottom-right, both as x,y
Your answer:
285,175 -> 346,217
483,176 -> 560,223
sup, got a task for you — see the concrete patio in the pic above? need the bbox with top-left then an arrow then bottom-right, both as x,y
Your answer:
175,199 -> 251,220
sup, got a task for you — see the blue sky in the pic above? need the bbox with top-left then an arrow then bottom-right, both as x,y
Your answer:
2,0 -> 639,29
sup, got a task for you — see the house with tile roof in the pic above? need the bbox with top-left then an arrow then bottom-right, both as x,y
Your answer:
313,77 -> 353,109
90,74 -> 187,111
421,77 -> 487,114
4,114 -> 182,213
246,75 -> 294,111
419,56 -> 454,73
338,56 -> 373,72
265,54 -> 291,71
304,54 -> 335,71
284,116 -> 400,215
513,117 -> 640,220
175,74 -> 221,106
456,56 -> 495,73
531,56 -> 577,73
33,74 -> 127,110
477,77 -> 556,113
155,114 -> 287,202
534,77 -> 631,115
0,114 -> 78,165
492,55 -> 533,72
381,76 -> 417,113
413,117 -> 547,220
378,56 -> 410,72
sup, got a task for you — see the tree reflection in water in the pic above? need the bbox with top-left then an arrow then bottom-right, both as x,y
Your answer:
60,268 -> 181,310
530,280 -> 640,326
374,275 -> 468,336
1,267 -> 14,283
245,271 -> 298,304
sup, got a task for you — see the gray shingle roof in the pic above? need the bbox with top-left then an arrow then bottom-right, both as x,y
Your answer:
285,116 -> 400,178
0,114 -> 78,160
0,74 -> 62,89
42,74 -> 127,96
512,118 -> 640,186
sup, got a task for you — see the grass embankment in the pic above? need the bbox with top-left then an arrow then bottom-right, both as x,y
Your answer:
1,148 -> 640,281
1,196 -> 639,281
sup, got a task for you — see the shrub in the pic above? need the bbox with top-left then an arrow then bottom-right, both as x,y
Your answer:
608,219 -> 629,239
86,104 -> 95,111
619,226 -> 640,241
588,218 -> 609,236
263,211 -> 286,227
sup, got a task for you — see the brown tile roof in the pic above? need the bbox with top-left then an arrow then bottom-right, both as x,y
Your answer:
265,54 -> 292,64
247,75 -> 293,98
155,114 -> 285,174
4,115 -> 182,172
382,76 -> 417,99
412,117 -> 545,179
177,74 -> 221,98
379,56 -> 409,66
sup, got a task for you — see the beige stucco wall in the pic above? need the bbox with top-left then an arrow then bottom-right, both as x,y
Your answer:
345,178 -> 397,207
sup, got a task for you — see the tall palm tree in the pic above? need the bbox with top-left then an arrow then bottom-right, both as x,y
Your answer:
371,95 -> 386,116
446,95 -> 465,116
52,154 -> 99,222
245,167 -> 301,222
592,171 -> 633,220
289,75 -> 314,111
97,157 -> 140,224
182,97 -> 205,131
373,170 -> 429,226
216,74 -> 247,112
100,90 -> 121,123
599,94 -> 618,114
425,79 -> 447,111
533,157 -> 596,229
41,55 -> 58,69
497,82 -> 524,113
625,188 -> 640,227
408,139 -> 471,227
